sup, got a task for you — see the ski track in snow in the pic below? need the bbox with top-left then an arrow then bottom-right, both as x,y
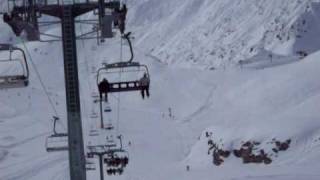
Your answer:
181,84 -> 217,123
0,155 -> 66,180
0,132 -> 48,149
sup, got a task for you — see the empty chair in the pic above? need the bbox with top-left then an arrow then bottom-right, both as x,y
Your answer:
89,129 -> 99,137
45,116 -> 68,152
85,159 -> 96,171
0,44 -> 29,89
46,133 -> 68,152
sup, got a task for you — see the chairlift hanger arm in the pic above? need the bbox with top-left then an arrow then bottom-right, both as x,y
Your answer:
123,32 -> 134,62
14,46 -> 29,79
10,1 -> 120,18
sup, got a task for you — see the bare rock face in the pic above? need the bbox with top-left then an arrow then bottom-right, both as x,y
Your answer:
206,132 -> 290,166
263,157 -> 272,164
274,139 -> 291,152
213,149 -> 224,166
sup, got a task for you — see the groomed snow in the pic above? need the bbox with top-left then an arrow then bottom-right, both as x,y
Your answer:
1,1 -> 320,180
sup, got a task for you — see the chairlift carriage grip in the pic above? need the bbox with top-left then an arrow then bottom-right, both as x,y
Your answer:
123,32 -> 134,62
53,116 -> 58,135
15,46 -> 30,80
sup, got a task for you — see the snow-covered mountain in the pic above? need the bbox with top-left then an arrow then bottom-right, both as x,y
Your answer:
1,0 -> 320,180
128,0 -> 320,69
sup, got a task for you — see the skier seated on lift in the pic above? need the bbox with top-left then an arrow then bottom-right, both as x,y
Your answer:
3,12 -> 24,36
139,73 -> 150,99
98,78 -> 110,102
114,4 -> 127,34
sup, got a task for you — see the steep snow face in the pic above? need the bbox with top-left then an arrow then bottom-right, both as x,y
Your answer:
1,0 -> 320,68
127,0 -> 320,69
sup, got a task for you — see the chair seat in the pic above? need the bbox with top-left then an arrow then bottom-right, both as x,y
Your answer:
108,80 -> 148,93
0,76 -> 28,89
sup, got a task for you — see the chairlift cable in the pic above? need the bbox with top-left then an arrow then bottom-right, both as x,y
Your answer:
19,38 -> 65,130
116,36 -> 123,135
79,18 -> 100,132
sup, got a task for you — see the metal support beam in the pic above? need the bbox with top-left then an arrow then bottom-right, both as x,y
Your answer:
61,6 -> 86,180
99,154 -> 105,180
87,149 -> 109,180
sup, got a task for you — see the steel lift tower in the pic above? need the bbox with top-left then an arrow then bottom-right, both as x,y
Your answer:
2,0 -> 121,179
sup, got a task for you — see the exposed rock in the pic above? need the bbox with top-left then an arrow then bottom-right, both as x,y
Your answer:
207,138 -> 291,167
263,157 -> 272,164
213,149 -> 224,166
272,148 -> 278,153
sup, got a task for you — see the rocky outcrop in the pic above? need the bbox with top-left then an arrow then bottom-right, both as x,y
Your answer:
206,135 -> 291,166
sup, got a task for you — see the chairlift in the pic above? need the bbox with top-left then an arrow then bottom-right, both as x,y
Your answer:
86,159 -> 96,171
104,135 -> 129,167
90,111 -> 99,119
96,32 -> 150,94
91,91 -> 99,98
87,151 -> 94,158
105,136 -> 116,146
104,103 -> 112,112
99,100 -> 112,112
91,91 -> 100,104
45,116 -> 68,152
0,44 -> 29,89
89,129 -> 99,137
104,123 -> 114,130
106,167 -> 123,176
104,149 -> 129,168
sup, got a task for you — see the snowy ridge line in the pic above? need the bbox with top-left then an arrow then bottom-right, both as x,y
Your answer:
129,0 -> 320,69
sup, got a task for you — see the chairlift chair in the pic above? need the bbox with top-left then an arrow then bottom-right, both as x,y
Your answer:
96,32 -> 150,94
45,133 -> 68,152
91,91 -> 99,98
85,159 -> 96,171
89,129 -> 99,137
104,123 -> 114,130
105,136 -> 117,147
90,111 -> 99,119
106,167 -> 123,176
0,44 -> 29,89
45,116 -> 68,152
104,149 -> 129,168
97,61 -> 150,93
103,102 -> 112,112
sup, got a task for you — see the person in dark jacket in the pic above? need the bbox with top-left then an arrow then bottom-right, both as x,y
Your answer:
139,73 -> 150,99
117,4 -> 127,34
98,78 -> 109,102
3,12 -> 24,36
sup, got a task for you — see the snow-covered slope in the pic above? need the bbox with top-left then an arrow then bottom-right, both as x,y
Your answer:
1,0 -> 320,180
128,0 -> 320,69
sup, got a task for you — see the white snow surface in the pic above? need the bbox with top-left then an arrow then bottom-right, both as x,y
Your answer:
1,0 -> 320,180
